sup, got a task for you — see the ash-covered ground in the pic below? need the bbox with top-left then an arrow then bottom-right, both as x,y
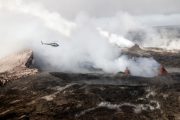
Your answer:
0,47 -> 180,120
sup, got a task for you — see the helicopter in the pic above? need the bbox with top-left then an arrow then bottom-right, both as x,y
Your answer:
41,41 -> 59,47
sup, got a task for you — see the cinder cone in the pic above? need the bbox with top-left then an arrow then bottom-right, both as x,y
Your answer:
158,65 -> 168,76
124,67 -> 131,76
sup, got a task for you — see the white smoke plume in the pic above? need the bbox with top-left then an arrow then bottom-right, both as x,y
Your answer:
0,0 -> 179,77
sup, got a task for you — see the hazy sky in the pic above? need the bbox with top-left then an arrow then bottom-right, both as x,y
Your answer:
0,0 -> 179,76
27,0 -> 180,18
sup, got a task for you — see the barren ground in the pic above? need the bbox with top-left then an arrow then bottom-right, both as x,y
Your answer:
0,48 -> 180,120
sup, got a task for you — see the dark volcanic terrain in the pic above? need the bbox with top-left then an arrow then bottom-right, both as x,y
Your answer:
0,72 -> 179,120
0,47 -> 180,120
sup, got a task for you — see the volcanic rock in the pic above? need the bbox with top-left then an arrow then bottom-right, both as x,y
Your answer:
0,49 -> 38,85
0,72 -> 179,120
129,44 -> 141,51
158,65 -> 168,76
0,46 -> 180,119
0,47 -> 180,120
122,44 -> 151,58
122,45 -> 180,69
124,67 -> 131,76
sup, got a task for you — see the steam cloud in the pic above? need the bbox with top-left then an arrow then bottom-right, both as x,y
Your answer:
0,0 -> 179,77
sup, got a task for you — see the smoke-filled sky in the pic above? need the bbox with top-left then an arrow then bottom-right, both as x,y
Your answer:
26,0 -> 180,18
0,0 -> 180,77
